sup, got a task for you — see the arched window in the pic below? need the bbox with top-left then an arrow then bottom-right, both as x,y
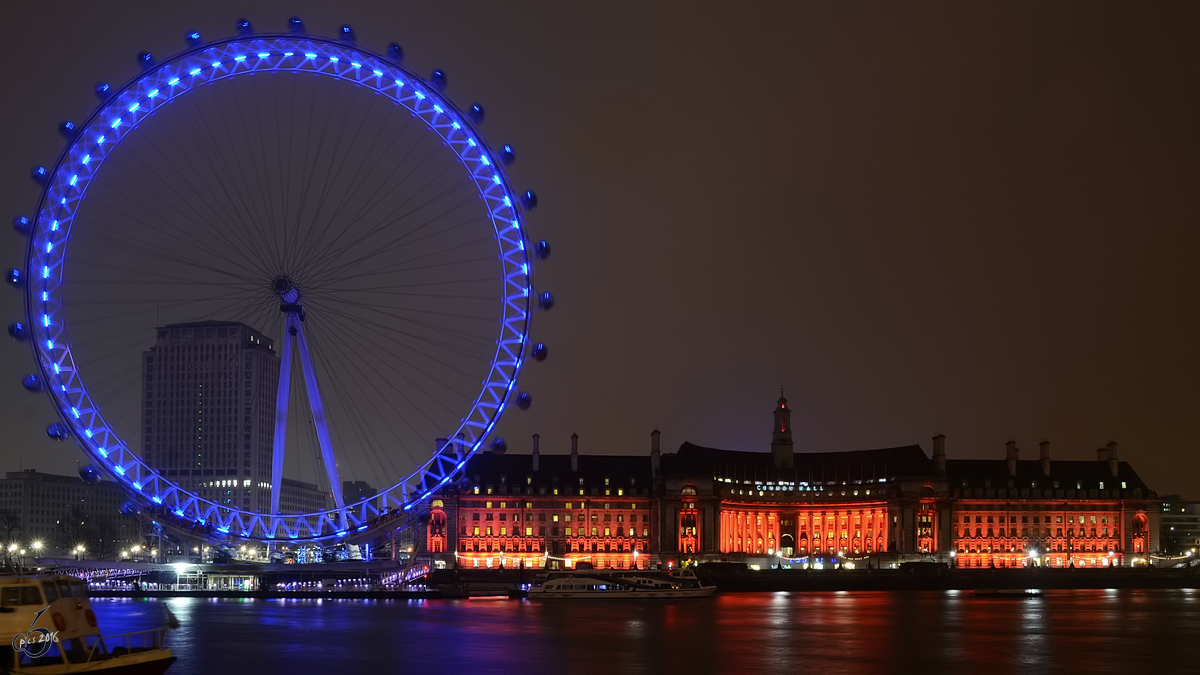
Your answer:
426,505 -> 448,553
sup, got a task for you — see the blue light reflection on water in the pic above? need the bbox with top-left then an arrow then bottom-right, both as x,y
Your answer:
90,590 -> 1200,675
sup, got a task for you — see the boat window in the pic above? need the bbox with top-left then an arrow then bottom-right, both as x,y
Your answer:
17,640 -> 63,667
69,581 -> 88,599
57,580 -> 75,598
63,637 -> 91,664
1,586 -> 43,606
42,582 -> 58,602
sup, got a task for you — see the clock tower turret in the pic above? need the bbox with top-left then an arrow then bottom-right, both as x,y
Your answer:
772,389 -> 794,469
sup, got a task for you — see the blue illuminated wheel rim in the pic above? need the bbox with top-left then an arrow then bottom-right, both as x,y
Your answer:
21,35 -> 533,541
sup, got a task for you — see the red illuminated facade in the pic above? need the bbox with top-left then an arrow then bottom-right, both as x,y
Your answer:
947,441 -> 1154,568
421,396 -> 1160,568
426,501 -> 447,553
431,434 -> 658,570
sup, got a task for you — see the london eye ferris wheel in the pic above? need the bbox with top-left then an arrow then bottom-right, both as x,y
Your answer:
5,18 -> 553,543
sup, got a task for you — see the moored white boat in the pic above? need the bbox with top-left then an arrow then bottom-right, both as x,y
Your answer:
527,569 -> 716,599
0,574 -> 175,674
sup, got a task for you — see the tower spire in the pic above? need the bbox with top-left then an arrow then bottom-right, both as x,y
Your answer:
772,389 -> 794,469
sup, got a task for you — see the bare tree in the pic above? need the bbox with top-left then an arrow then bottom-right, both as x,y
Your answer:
0,510 -> 21,569
86,521 -> 118,561
55,506 -> 90,558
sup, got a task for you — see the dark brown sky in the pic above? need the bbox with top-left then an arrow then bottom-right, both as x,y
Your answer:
2,2 -> 1198,495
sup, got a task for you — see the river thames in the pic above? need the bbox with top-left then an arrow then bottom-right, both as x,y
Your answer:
92,590 -> 1200,674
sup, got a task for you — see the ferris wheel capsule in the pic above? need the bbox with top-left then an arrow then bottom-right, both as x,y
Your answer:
22,374 -> 42,393
340,25 -> 356,43
521,190 -> 538,210
430,69 -> 447,91
13,216 -> 31,236
535,240 -> 550,259
469,104 -> 485,124
79,465 -> 102,485
94,83 -> 112,100
120,501 -> 138,515
516,392 -> 532,410
532,343 -> 548,361
236,18 -> 254,35
59,122 -> 78,140
288,17 -> 305,34
538,292 -> 554,311
46,423 -> 71,441
7,322 -> 28,342
490,437 -> 507,454
6,269 -> 23,287
185,31 -> 203,47
137,52 -> 154,70
31,166 -> 48,184
500,145 -> 515,165
387,43 -> 404,63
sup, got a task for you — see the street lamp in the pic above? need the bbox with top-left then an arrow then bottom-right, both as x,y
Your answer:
31,541 -> 42,557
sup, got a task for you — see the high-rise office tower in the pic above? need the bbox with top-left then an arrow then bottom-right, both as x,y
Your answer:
141,321 -> 279,512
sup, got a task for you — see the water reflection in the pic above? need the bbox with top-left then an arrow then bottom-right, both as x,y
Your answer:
90,590 -> 1200,675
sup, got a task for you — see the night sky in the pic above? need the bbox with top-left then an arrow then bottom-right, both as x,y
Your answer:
2,2 -> 1199,497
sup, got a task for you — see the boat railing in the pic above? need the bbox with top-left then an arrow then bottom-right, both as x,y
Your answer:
76,627 -> 169,663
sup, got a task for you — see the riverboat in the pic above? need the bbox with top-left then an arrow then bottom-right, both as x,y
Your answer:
527,569 -> 716,599
0,574 -> 176,673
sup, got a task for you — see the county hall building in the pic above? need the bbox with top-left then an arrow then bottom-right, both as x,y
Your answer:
423,394 -> 1159,570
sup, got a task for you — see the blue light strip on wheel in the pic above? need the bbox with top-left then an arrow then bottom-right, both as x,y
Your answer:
23,34 -> 534,542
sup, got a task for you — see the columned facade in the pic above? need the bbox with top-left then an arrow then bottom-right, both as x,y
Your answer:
423,400 -> 1160,568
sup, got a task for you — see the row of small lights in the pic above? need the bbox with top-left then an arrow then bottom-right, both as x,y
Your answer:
718,478 -> 889,486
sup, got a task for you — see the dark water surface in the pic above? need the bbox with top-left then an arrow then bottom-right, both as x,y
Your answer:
91,590 -> 1200,674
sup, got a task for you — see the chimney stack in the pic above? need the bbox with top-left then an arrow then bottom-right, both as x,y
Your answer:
1096,448 -> 1107,461
1106,441 -> 1119,478
1005,441 -> 1019,477
932,434 -> 946,475
532,434 -> 540,472
570,433 -> 579,472
1039,441 -> 1051,477
651,429 -> 661,480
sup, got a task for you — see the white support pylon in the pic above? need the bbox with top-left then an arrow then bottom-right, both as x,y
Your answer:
268,279 -> 346,526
